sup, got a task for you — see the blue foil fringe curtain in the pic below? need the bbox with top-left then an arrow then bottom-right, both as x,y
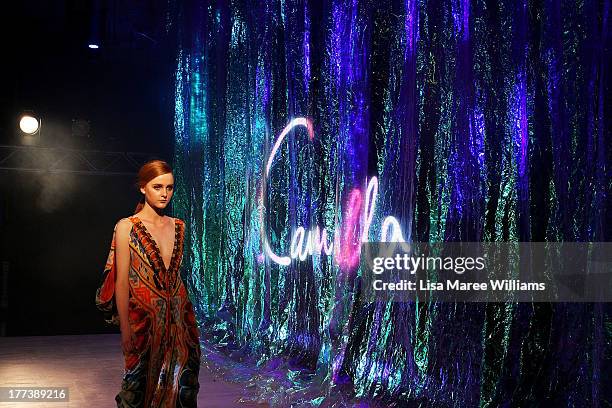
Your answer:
168,0 -> 610,406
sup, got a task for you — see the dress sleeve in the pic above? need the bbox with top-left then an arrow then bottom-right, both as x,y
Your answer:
95,223 -> 120,326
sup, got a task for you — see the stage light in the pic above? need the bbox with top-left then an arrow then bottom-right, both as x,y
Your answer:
19,115 -> 40,135
71,118 -> 91,138
88,44 -> 99,49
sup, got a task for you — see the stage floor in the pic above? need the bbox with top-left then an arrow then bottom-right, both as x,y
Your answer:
0,334 -> 265,407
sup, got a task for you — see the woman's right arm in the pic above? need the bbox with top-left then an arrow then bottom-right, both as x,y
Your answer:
114,218 -> 136,353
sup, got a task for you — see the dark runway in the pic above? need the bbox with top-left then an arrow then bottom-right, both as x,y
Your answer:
0,334 -> 265,407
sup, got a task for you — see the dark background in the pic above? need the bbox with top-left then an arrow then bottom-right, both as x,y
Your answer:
0,0 -> 176,335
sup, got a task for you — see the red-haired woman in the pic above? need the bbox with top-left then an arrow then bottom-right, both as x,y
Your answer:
96,159 -> 201,407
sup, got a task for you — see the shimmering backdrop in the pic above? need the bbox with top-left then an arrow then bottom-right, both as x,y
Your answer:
168,0 -> 610,405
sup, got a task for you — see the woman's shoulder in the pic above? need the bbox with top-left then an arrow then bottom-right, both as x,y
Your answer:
111,217 -> 135,245
114,217 -> 135,232
171,216 -> 185,226
116,216 -> 135,226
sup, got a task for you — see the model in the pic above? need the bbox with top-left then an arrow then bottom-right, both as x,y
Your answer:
96,159 -> 201,407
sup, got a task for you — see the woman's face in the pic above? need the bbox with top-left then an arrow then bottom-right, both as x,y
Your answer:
140,172 -> 174,210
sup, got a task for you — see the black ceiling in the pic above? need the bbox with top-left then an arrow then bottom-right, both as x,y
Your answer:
1,0 -> 177,157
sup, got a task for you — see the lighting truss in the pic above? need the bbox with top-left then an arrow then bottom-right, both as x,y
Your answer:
0,144 -> 156,176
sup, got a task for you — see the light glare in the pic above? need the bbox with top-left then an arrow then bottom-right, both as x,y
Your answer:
19,115 -> 40,134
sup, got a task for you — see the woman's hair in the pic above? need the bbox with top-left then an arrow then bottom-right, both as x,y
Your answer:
134,159 -> 173,214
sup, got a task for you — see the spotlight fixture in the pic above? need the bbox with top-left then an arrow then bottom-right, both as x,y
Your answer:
72,118 -> 91,138
88,44 -> 100,49
19,114 -> 41,135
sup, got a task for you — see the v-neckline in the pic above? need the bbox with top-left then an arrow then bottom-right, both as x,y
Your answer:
133,216 -> 177,271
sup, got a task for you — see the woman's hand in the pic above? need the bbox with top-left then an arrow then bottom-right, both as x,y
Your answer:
121,323 -> 138,354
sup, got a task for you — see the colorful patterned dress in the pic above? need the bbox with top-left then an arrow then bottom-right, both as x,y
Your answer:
95,216 -> 201,407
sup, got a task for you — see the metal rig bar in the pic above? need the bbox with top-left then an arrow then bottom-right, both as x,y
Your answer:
0,145 -> 156,176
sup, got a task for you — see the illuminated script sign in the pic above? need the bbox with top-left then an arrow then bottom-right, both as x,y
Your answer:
259,118 -> 409,270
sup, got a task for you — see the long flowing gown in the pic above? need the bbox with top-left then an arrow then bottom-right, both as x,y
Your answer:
95,216 -> 201,407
